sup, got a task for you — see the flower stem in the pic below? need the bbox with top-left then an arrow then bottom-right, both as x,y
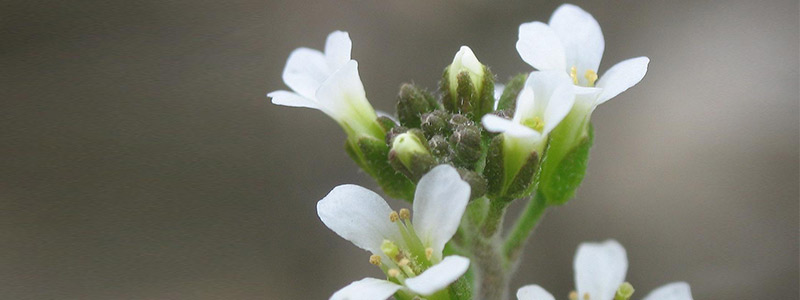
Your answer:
481,198 -> 510,237
502,190 -> 548,262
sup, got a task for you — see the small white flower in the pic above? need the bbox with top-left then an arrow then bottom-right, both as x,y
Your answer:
516,4 -> 649,112
481,71 -> 575,144
268,31 -> 383,139
516,240 -> 693,300
317,165 -> 472,299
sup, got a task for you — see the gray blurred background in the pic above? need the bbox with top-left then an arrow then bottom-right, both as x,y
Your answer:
1,0 -> 797,299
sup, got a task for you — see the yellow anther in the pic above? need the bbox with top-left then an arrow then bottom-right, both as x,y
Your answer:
389,211 -> 399,222
398,258 -> 410,267
583,292 -> 591,300
425,248 -> 433,260
532,117 -> 544,132
369,255 -> 382,266
585,69 -> 598,86
399,208 -> 411,220
569,291 -> 578,300
570,66 -> 579,84
388,268 -> 401,278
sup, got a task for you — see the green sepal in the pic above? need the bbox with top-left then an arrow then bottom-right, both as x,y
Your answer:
376,115 -> 398,133
472,66 -> 495,123
449,124 -> 482,170
539,123 -> 594,206
443,243 -> 473,300
346,137 -> 415,202
496,73 -> 528,112
504,151 -> 539,199
484,135 -> 505,198
396,83 -> 438,128
457,168 -> 487,201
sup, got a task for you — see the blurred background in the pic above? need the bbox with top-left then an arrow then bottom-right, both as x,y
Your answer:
1,0 -> 797,299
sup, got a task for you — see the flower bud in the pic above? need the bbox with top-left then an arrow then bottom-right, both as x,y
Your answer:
396,83 -> 438,128
388,129 -> 436,182
420,110 -> 450,138
427,135 -> 450,160
345,136 -> 415,202
449,123 -> 482,170
441,46 -> 495,122
457,168 -> 487,201
385,126 -> 408,145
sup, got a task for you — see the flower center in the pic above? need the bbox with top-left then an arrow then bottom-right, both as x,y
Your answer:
522,116 -> 545,132
369,209 -> 436,283
570,66 -> 598,87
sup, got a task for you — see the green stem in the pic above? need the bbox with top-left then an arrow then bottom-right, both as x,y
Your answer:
502,190 -> 548,262
481,198 -> 510,237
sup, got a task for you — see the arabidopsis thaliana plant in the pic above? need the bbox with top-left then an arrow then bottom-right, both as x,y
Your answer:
268,31 -> 383,140
317,165 -> 471,299
516,4 -> 649,112
516,240 -> 693,300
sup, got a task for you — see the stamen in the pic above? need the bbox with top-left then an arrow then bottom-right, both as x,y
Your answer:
584,69 -> 598,86
389,211 -> 400,222
388,268 -> 401,278
399,208 -> 411,220
398,258 -> 410,267
425,248 -> 433,260
369,254 -> 382,266
570,66 -> 578,84
569,291 -> 578,300
583,292 -> 590,300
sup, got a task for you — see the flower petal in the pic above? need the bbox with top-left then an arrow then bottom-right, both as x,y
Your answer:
267,90 -> 318,109
642,282 -> 693,300
549,4 -> 604,74
330,277 -> 402,300
595,57 -> 650,105
482,114 -> 540,138
516,285 -> 555,300
574,240 -> 628,300
404,255 -> 470,296
324,31 -> 352,71
412,165 -> 470,258
315,60 -> 374,122
317,184 -> 402,254
282,47 -> 329,99
526,71 -> 575,135
516,21 -> 566,71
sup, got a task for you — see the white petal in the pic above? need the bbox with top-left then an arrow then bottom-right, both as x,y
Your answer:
330,277 -> 402,300
412,165 -> 470,258
512,85 -> 537,124
482,114 -> 540,138
375,110 -> 398,123
493,83 -> 505,109
315,60 -> 373,122
516,21 -> 566,71
282,47 -> 329,99
404,255 -> 470,296
526,71 -> 575,135
574,240 -> 628,300
317,184 -> 402,254
325,31 -> 352,71
516,285 -> 555,300
267,90 -> 318,109
549,4 -> 604,74
595,57 -> 650,105
642,282 -> 693,300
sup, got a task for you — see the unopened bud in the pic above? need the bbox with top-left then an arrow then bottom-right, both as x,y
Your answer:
396,84 -> 438,128
441,46 -> 495,122
449,124 -> 482,170
389,129 -> 436,182
457,168 -> 487,200
385,126 -> 408,145
427,135 -> 449,159
381,240 -> 400,259
420,110 -> 450,138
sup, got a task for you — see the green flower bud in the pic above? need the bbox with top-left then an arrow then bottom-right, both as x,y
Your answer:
427,135 -> 450,160
440,46 -> 495,122
389,129 -> 436,182
384,126 -> 408,145
396,84 -> 438,128
345,136 -> 415,202
449,124 -> 482,170
457,168 -> 487,201
420,110 -> 451,138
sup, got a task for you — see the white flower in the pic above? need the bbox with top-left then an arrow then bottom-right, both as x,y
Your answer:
516,240 -> 693,300
516,4 -> 649,112
317,165 -> 472,299
268,31 -> 383,139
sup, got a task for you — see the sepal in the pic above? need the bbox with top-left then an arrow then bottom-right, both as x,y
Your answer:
485,135 -> 541,199
396,84 -> 438,128
496,73 -> 528,111
345,136 -> 416,201
538,122 -> 594,205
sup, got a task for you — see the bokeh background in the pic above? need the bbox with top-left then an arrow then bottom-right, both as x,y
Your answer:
1,0 -> 798,299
